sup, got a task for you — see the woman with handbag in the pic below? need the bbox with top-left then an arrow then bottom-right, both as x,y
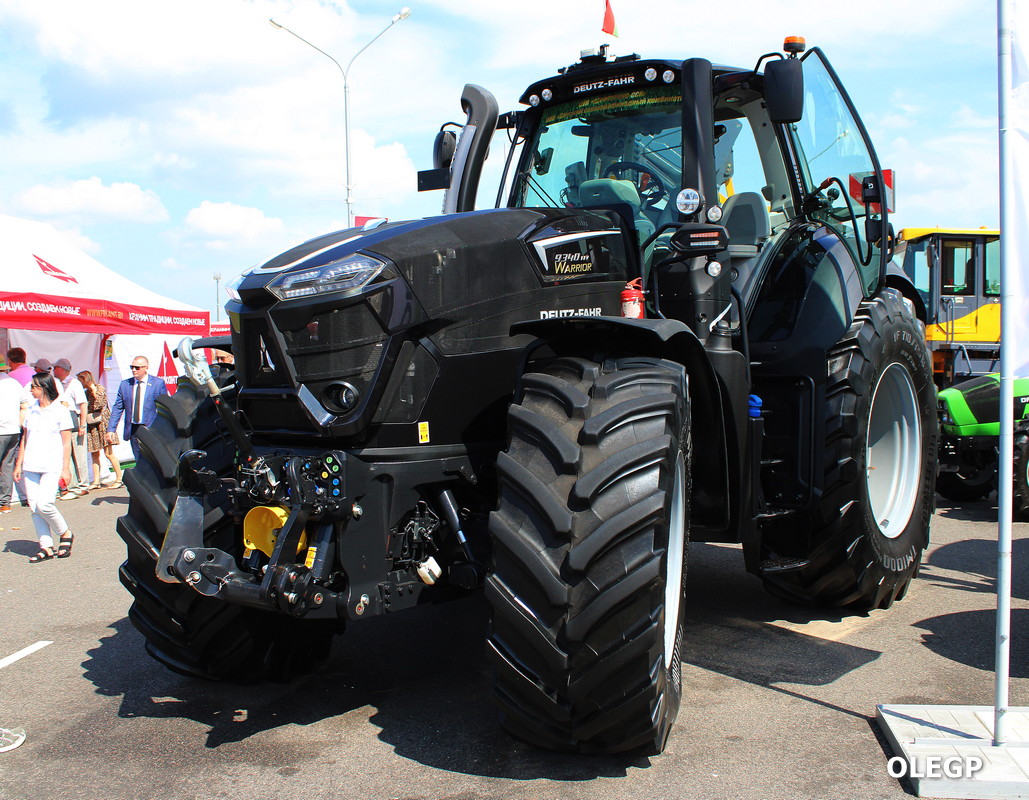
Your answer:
78,370 -> 123,490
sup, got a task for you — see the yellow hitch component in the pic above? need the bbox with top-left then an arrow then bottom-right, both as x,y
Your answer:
243,505 -> 308,559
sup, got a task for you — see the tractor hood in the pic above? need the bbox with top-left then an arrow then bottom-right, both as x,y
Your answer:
938,374 -> 1029,435
224,207 -> 632,441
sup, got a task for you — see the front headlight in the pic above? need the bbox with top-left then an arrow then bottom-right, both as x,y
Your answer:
226,273 -> 246,301
267,254 -> 387,301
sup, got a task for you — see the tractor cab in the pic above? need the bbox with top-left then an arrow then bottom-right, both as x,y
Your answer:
424,39 -> 895,345
896,227 -> 1001,386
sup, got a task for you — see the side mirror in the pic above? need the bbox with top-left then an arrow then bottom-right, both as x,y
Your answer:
764,58 -> 804,124
669,223 -> 729,256
865,218 -> 895,251
534,147 -> 554,176
927,242 -> 939,269
433,129 -> 458,170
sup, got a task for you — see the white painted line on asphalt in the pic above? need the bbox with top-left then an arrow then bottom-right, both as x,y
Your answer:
0,640 -> 53,669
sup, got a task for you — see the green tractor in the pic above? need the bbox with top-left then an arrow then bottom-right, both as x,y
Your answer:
936,373 -> 1029,518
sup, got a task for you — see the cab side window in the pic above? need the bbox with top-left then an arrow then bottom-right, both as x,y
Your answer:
984,236 -> 1001,296
712,96 -> 796,256
940,239 -> 974,296
901,238 -> 931,307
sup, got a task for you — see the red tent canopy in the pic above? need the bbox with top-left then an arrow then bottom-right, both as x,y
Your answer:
0,214 -> 208,336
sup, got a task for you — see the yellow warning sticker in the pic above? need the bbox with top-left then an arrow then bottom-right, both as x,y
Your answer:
305,546 -> 318,569
418,421 -> 430,444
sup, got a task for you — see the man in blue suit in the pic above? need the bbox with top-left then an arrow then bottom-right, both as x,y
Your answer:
107,355 -> 168,462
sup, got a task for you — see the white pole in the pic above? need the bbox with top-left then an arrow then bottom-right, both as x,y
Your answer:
995,0 -> 1016,747
342,9 -> 410,229
270,10 -> 410,230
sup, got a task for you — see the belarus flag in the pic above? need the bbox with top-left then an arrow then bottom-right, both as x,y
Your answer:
602,0 -> 619,37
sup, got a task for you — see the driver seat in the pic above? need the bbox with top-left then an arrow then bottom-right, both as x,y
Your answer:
578,178 -> 656,254
720,191 -> 771,257
721,191 -> 772,297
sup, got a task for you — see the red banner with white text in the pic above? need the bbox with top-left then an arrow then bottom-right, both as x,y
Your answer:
0,291 -> 209,336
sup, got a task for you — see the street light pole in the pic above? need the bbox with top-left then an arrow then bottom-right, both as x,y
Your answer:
270,8 -> 411,229
213,273 -> 221,322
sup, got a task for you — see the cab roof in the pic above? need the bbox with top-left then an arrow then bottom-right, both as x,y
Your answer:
899,227 -> 1000,240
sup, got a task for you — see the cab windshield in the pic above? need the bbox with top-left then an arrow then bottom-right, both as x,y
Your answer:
511,87 -> 683,235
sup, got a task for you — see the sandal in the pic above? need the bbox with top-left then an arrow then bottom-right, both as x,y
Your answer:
107,481 -> 124,489
88,482 -> 104,490
29,548 -> 55,563
57,532 -> 74,559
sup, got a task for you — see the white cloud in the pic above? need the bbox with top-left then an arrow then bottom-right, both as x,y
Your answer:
52,225 -> 101,255
159,257 -> 189,272
6,0 -> 297,81
883,130 -> 999,230
15,177 -> 168,222
0,0 -> 1001,311
184,201 -> 286,250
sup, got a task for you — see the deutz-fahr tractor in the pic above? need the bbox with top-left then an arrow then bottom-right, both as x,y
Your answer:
118,37 -> 937,755
936,373 -> 1029,513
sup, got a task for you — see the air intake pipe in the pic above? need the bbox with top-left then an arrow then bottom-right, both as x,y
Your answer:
443,84 -> 499,214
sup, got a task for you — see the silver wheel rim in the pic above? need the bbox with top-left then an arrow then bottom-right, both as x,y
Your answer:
866,363 -> 921,539
664,451 -> 686,669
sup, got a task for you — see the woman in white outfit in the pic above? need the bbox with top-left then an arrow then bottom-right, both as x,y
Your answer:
14,373 -> 73,562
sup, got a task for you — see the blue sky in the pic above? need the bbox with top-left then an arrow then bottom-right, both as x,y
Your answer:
0,0 -> 999,316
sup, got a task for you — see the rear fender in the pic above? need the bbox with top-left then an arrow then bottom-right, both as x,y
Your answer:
512,316 -> 735,536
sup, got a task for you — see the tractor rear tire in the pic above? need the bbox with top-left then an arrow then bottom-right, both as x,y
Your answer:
487,355 -> 690,755
1014,426 -> 1029,522
117,380 -> 336,682
760,289 -> 937,610
936,468 -> 996,502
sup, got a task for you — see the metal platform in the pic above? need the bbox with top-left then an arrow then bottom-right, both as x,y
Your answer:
877,704 -> 1029,799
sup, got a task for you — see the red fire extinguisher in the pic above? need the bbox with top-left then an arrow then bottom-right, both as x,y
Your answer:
621,277 -> 645,319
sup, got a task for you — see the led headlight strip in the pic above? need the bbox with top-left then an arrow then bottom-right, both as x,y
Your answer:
267,254 -> 387,300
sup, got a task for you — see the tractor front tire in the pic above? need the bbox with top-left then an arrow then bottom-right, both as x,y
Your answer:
117,381 -> 336,682
936,468 -> 996,502
487,355 -> 690,755
761,289 -> 937,610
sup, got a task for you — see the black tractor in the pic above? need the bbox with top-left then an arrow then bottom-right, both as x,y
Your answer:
118,37 -> 936,755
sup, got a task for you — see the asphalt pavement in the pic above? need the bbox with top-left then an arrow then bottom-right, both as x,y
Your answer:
0,485 -> 1025,800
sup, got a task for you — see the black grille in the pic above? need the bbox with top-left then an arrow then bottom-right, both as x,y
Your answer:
279,303 -> 388,417
281,304 -> 387,383
239,395 -> 315,432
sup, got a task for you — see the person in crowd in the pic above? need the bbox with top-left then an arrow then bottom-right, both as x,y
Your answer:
211,348 -> 235,380
78,370 -> 123,489
107,355 -> 167,462
0,357 -> 21,513
52,358 -> 90,499
6,348 -> 33,387
14,372 -> 73,562
30,357 -> 52,375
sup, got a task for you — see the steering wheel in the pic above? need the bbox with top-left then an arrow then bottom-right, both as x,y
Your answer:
605,161 -> 667,208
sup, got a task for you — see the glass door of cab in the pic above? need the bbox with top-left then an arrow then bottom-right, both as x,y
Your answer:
787,49 -> 891,297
